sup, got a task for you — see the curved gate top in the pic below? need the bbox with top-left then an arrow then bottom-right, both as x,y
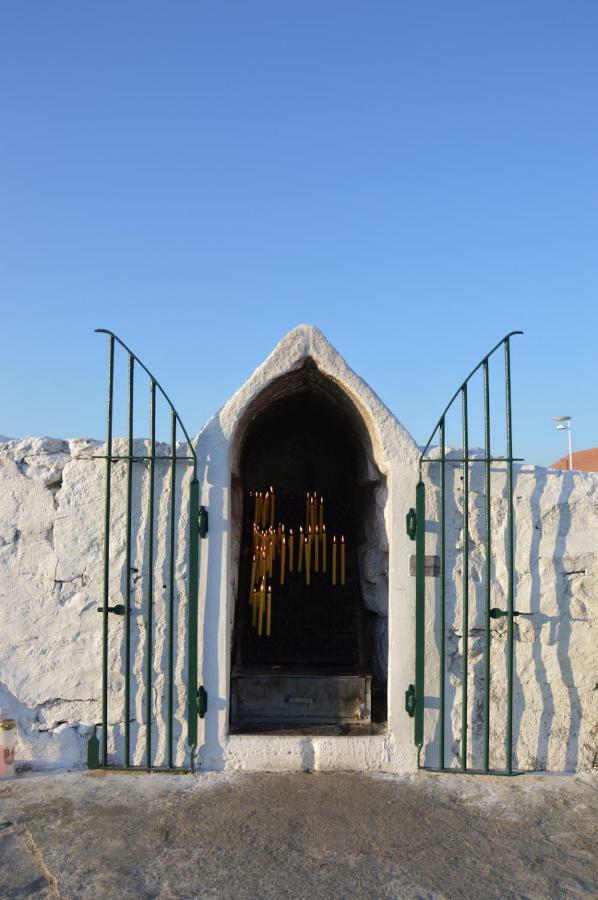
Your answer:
407,330 -> 525,775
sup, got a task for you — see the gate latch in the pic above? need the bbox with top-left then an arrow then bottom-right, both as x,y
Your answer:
196,685 -> 208,718
96,604 -> 126,616
406,508 -> 417,541
405,684 -> 416,717
198,506 -> 209,538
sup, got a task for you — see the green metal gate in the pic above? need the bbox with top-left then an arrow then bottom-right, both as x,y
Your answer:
407,331 -> 525,774
88,329 -> 207,772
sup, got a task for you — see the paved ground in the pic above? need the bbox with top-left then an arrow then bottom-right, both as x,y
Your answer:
0,770 -> 596,899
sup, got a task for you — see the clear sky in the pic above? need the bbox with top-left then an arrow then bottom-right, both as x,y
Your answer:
1,2 -> 597,466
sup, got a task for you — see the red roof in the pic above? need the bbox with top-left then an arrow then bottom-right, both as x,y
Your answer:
549,447 -> 598,472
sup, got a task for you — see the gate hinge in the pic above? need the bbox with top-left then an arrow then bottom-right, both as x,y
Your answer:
196,685 -> 208,718
406,508 -> 417,541
405,684 -> 416,718
198,506 -> 208,538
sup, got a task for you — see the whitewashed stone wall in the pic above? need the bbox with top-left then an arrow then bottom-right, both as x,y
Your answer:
0,327 -> 596,773
419,454 -> 598,772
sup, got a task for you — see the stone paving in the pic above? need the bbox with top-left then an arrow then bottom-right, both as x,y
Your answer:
0,769 -> 597,898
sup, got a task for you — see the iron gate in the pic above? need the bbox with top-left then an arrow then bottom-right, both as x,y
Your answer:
88,329 -> 207,772
407,331 -> 525,774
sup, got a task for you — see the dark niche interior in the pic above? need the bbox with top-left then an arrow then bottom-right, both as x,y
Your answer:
230,361 -> 388,734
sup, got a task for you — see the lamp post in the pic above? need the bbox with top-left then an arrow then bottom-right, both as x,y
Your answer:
553,416 -> 573,470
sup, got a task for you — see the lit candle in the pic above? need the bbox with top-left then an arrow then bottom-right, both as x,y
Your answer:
268,538 -> 274,577
305,492 -> 310,531
319,496 -> 324,533
314,525 -> 319,572
270,486 -> 275,528
266,586 -> 272,636
252,492 -> 258,524
256,493 -> 262,527
341,535 -> 346,586
322,524 -> 327,572
305,536 -> 311,586
289,529 -> 294,572
280,535 -> 286,585
252,589 -> 258,628
249,554 -> 256,603
298,527 -> 304,573
310,495 -> 315,533
263,492 -> 270,529
258,578 -> 266,636
332,535 -> 337,586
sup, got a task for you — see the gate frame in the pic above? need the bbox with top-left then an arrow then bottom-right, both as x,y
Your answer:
88,329 -> 207,772
407,331 -> 525,775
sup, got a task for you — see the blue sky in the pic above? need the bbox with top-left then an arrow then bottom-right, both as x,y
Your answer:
1,2 -> 596,465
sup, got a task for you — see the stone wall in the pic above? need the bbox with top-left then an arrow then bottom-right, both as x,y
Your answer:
1,436 -> 596,773
419,455 -> 598,772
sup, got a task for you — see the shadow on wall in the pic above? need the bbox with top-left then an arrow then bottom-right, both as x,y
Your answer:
421,460 -> 597,774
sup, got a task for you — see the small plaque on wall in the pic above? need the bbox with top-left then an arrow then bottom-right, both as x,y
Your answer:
409,555 -> 440,577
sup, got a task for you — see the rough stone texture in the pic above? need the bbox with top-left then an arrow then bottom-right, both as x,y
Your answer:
0,771 -> 597,898
0,325 -> 597,774
420,452 -> 598,773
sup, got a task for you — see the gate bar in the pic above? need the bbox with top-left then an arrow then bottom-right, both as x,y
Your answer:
146,380 -> 156,769
505,338 -> 515,774
124,354 -> 134,768
439,418 -> 446,769
168,411 -> 177,768
101,335 -> 115,766
187,475 -> 200,765
483,359 -> 491,772
461,385 -> 469,771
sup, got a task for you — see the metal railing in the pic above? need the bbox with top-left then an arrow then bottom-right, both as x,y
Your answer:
90,329 -> 205,771
410,331 -> 524,775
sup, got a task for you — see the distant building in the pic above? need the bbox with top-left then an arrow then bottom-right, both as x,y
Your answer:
549,447 -> 598,472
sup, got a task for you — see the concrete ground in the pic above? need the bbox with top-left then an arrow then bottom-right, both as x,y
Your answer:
0,770 -> 596,899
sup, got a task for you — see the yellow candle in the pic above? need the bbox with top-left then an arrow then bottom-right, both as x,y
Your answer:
258,578 -> 266,636
310,495 -> 315,533
289,529 -> 294,572
319,496 -> 324,533
266,586 -> 272,636
268,538 -> 273,576
314,525 -> 319,572
280,535 -> 286,585
252,589 -> 258,628
341,535 -> 346,586
263,492 -> 269,529
305,536 -> 311,586
256,493 -> 262,527
305,492 -> 309,531
322,525 -> 327,572
332,535 -> 337,586
270,486 -> 275,528
298,527 -> 304,573
249,554 -> 256,603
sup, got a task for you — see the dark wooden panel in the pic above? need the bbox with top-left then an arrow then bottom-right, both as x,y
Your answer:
231,672 -> 371,726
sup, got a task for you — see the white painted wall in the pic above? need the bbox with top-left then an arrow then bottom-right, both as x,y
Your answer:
0,326 -> 596,773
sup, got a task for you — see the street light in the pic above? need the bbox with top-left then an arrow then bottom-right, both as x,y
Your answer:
553,415 -> 573,470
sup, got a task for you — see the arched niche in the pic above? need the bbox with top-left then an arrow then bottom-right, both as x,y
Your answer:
229,359 -> 389,732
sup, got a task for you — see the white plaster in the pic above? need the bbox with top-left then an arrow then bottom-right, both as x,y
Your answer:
0,326 -> 596,774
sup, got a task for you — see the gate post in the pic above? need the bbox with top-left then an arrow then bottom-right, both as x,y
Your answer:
414,480 -> 426,753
